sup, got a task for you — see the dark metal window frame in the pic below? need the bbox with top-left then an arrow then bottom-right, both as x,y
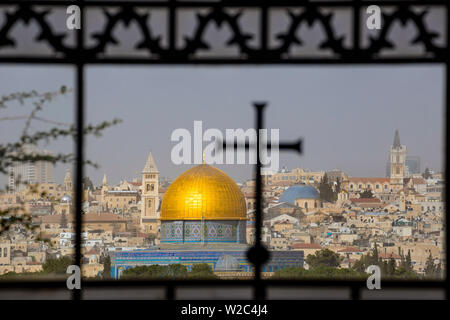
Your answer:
0,0 -> 448,300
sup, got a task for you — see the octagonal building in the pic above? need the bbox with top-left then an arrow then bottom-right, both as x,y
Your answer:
160,164 -> 247,243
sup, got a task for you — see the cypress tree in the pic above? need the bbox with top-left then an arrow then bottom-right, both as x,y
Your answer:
60,212 -> 68,228
424,253 -> 435,278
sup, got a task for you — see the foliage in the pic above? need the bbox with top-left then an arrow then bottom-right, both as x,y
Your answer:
318,173 -> 334,202
121,264 -> 188,279
422,167 -> 432,179
0,256 -> 79,278
42,256 -> 73,274
0,271 -> 42,279
102,255 -> 111,280
60,212 -> 68,228
275,245 -> 424,281
188,263 -> 217,279
120,263 -> 218,280
305,248 -> 342,268
334,178 -> 341,201
352,245 -> 420,280
424,253 -> 442,279
82,176 -> 94,190
273,266 -> 365,280
402,249 -> 413,272
0,86 -> 121,234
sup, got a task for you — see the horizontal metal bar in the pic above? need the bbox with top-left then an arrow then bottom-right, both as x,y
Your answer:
0,57 -> 447,64
0,0 -> 449,7
0,279 -> 445,289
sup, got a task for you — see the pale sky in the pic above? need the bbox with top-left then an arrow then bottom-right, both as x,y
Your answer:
0,65 -> 445,187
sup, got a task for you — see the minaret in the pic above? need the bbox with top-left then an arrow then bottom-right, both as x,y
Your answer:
141,151 -> 159,234
390,130 -> 407,191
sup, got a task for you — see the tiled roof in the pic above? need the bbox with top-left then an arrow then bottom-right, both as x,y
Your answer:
350,198 -> 381,203
348,177 -> 390,183
37,213 -> 127,224
84,213 -> 128,222
290,243 -> 322,249
378,252 -> 401,259
412,178 -> 427,185
338,246 -> 363,253
85,247 -> 100,255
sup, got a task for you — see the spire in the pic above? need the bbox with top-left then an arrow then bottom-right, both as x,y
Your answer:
142,151 -> 158,173
393,129 -> 401,148
64,168 -> 72,183
102,174 -> 107,186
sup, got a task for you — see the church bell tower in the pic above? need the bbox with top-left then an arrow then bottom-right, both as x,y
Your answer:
390,130 -> 407,191
141,151 -> 159,234
63,169 -> 73,192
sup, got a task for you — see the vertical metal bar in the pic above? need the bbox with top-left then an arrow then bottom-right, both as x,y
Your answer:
73,0 -> 85,301
166,285 -> 175,300
351,285 -> 360,300
254,103 -> 265,300
169,0 -> 176,52
353,0 -> 360,52
261,5 -> 268,52
445,4 -> 450,300
352,1 -> 361,298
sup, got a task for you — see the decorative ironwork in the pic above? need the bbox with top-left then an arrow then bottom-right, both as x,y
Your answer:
0,0 -> 448,301
0,1 -> 448,62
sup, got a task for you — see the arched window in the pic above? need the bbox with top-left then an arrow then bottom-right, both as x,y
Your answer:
151,184 -> 154,191
146,184 -> 150,191
304,202 -> 308,209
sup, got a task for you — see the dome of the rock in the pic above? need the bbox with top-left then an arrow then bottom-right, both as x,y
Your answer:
160,164 -> 247,243
161,164 -> 246,221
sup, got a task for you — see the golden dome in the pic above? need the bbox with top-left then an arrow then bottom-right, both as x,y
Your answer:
161,164 -> 247,221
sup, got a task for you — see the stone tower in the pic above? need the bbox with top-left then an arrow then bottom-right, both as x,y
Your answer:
101,174 -> 108,210
390,130 -> 407,191
63,169 -> 73,191
102,173 -> 108,188
141,151 -> 159,234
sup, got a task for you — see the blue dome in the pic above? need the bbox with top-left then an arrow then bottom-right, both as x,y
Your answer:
279,185 -> 320,204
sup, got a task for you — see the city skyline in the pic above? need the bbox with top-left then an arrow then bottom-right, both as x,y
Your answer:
0,65 -> 444,187
6,127 -> 440,190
